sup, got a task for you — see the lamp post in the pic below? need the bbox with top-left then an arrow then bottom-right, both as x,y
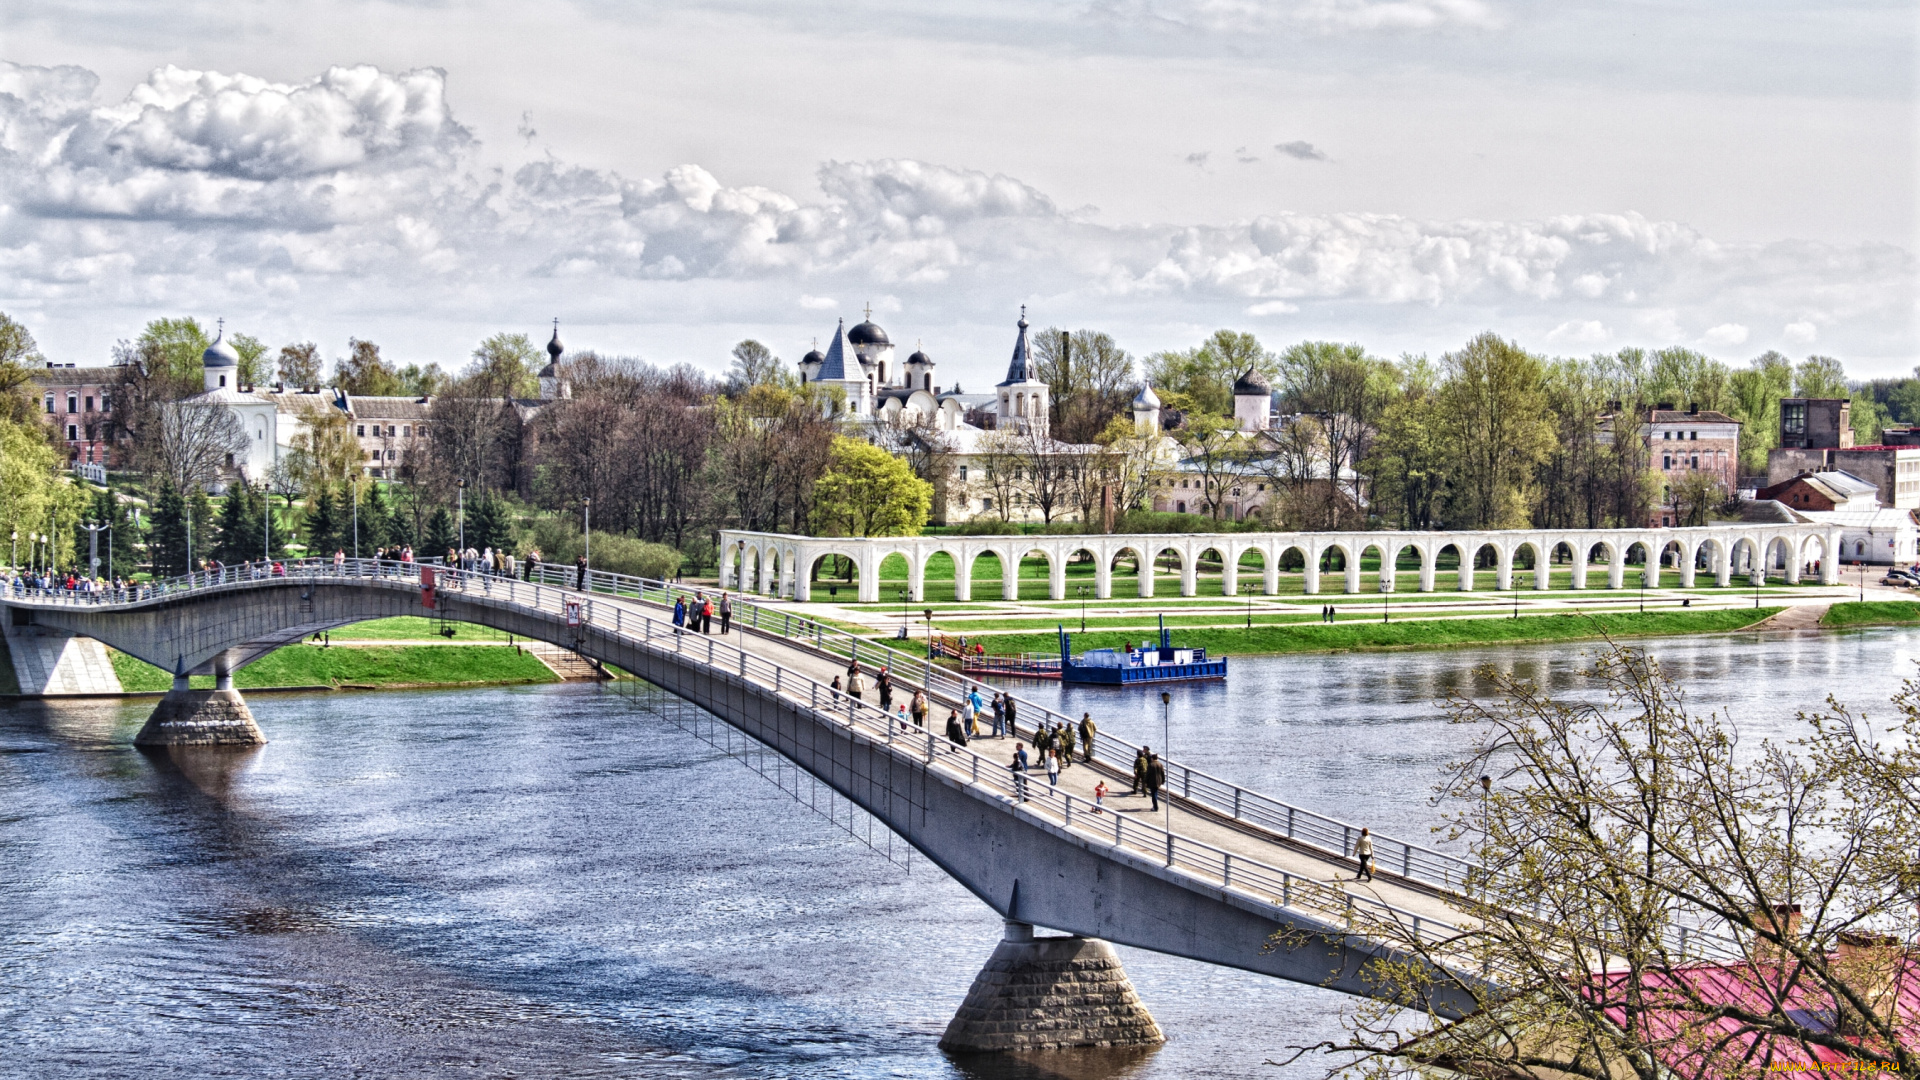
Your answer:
897,586 -> 909,636
263,481 -> 272,562
456,478 -> 466,555
1478,773 -> 1492,894
9,529 -> 16,572
1160,690 -> 1172,835
1077,583 -> 1090,633
582,498 -> 591,575
185,500 -> 193,575
1381,574 -> 1391,623
923,607 -> 934,660
351,473 -> 359,560
1244,579 -> 1254,629
1859,561 -> 1866,603
83,520 -> 108,579
1752,568 -> 1764,607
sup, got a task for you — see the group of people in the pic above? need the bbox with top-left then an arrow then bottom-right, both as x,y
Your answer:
1318,605 -> 1338,623
672,591 -> 732,635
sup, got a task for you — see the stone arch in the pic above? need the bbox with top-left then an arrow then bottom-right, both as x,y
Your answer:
1800,531 -> 1832,574
1694,535 -> 1730,587
1462,541 -> 1500,591
1507,539 -> 1549,590
1232,543 -> 1273,596
1058,545 -> 1100,601
801,547 -> 867,602
1017,546 -> 1055,601
1109,543 -> 1151,599
1434,542 -> 1469,591
1355,539 -> 1395,595
1195,544 -> 1231,596
1149,543 -> 1190,597
966,548 -> 1009,602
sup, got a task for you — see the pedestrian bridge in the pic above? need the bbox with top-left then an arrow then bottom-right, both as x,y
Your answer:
720,523 -> 1844,602
5,560 -> 1552,1021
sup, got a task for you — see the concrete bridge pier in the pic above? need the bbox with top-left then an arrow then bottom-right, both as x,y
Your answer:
939,921 -> 1165,1053
133,670 -> 265,747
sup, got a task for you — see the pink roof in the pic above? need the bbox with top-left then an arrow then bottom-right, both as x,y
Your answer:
1590,955 -> 1918,1071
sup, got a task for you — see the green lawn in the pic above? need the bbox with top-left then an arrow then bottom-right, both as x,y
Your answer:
110,644 -> 558,692
328,616 -> 515,641
1821,600 -> 1920,628
939,608 -> 1782,659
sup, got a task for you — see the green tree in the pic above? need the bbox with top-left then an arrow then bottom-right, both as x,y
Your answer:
277,341 -> 324,390
726,339 -> 792,393
337,338 -> 404,396
468,493 -> 513,552
1436,332 -> 1554,529
1794,354 -> 1850,399
359,482 -> 396,550
70,486 -> 139,580
213,483 -> 264,565
1032,327 -> 1138,444
1144,329 -> 1275,417
147,483 -> 189,575
230,333 -> 270,388
396,362 -> 446,397
1363,357 -> 1447,530
809,436 -> 932,537
1727,350 -> 1795,474
0,312 -> 46,425
1171,413 -> 1247,521
303,485 -> 344,557
422,505 -> 457,558
470,333 -> 542,399
137,317 -> 211,384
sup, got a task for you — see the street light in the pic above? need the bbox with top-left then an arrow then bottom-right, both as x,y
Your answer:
1380,574 -> 1391,623
1077,583 -> 1090,632
456,478 -> 467,556
1752,567 -> 1764,607
1640,567 -> 1652,612
583,497 -> 591,575
9,529 -> 16,572
1243,579 -> 1255,629
1160,690 -> 1173,835
83,520 -> 108,579
351,473 -> 359,560
896,585 -> 909,637
923,607 -> 935,660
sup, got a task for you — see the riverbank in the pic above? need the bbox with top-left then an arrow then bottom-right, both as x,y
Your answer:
1820,600 -> 1920,629
944,606 -> 1786,659
109,641 -> 560,693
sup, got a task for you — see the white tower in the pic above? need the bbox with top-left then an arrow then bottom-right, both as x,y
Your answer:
904,342 -> 935,393
202,319 -> 238,392
847,304 -> 894,389
1132,384 -> 1162,436
1232,365 -> 1271,432
815,319 -> 870,418
994,306 -> 1048,435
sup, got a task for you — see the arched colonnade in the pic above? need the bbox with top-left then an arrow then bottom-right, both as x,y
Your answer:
718,526 -> 1844,604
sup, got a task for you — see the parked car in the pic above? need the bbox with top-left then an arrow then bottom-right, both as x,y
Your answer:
1880,571 -> 1916,587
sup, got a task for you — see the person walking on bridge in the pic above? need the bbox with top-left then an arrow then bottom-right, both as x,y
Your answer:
1353,827 -> 1375,882
910,689 -> 928,728
1010,743 -> 1029,802
575,554 -> 588,591
966,687 -> 985,738
672,596 -> 687,635
524,548 -> 539,581
1003,694 -> 1018,739
719,593 -> 732,634
990,693 -> 1006,738
1144,749 -> 1165,811
1131,747 -> 1148,795
945,708 -> 968,751
846,662 -> 867,702
1078,712 -> 1097,763
876,666 -> 893,711
1059,723 -> 1076,770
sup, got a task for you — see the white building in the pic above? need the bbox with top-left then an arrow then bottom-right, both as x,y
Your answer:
190,324 -> 319,481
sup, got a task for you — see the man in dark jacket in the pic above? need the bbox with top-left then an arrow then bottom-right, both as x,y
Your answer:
1010,743 -> 1029,802
1146,752 -> 1167,812
575,555 -> 587,590
719,593 -> 732,634
944,709 -> 968,750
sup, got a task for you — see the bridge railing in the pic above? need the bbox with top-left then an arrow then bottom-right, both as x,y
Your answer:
7,557 -> 1478,955
11,558 -> 1754,969
502,560 -> 1478,895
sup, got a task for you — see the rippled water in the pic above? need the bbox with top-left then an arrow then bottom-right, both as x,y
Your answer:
2,626 -> 1915,1079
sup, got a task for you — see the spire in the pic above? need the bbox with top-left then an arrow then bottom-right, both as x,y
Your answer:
997,306 -> 1035,386
546,318 -> 564,361
818,318 -> 854,380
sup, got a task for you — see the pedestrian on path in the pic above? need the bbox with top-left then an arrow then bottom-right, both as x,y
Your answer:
1093,780 -> 1108,814
672,597 -> 687,635
876,666 -> 893,711
830,675 -> 842,699
991,693 -> 1007,738
967,687 -> 985,732
945,709 -> 969,750
576,554 -> 588,590
1011,743 -> 1029,801
1145,750 -> 1165,812
1059,723 -> 1076,769
896,704 -> 910,730
1354,827 -> 1375,881
910,689 -> 928,728
960,688 -> 976,732
1131,747 -> 1148,795
1003,694 -> 1019,739
719,593 -> 732,634
1078,713 -> 1097,763
1045,749 -> 1060,787
846,662 -> 867,701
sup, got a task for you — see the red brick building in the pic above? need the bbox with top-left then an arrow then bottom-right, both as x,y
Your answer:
29,364 -> 118,468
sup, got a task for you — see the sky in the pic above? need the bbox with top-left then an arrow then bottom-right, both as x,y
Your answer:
1,0 -> 1915,388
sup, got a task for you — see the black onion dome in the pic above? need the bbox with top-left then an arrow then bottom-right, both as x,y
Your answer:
907,348 -> 932,365
847,319 -> 890,347
801,348 -> 825,365
1232,365 -> 1271,396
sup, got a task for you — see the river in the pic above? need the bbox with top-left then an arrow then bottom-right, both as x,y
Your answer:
3,626 -> 1916,1079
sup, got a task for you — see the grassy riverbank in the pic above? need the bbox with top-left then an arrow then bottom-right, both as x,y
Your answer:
110,640 -> 558,692
1821,601 -> 1920,628
951,607 -> 1783,658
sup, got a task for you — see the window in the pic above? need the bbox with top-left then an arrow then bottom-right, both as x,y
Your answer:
67,394 -> 77,413
1689,431 -> 1697,440
357,425 -> 365,436
218,375 -> 227,387
1663,431 -> 1671,440
401,425 -> 411,437
387,425 -> 395,437
982,498 -> 993,511
43,394 -> 53,413
386,449 -> 395,460
1782,402 -> 1807,436
368,449 -> 379,460
66,424 -> 77,440
958,465 -> 968,481
84,396 -> 93,412
1690,456 -> 1698,469
99,393 -> 110,412
1663,455 -> 1672,469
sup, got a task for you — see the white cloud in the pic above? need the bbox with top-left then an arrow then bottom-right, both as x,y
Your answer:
1783,320 -> 1818,345
1275,141 -> 1329,161
1091,0 -> 1501,34
1545,319 -> 1608,345
0,59 -> 1912,371
1699,323 -> 1749,347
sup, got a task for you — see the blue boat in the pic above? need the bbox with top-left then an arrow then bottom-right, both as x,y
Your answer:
1058,615 -> 1228,686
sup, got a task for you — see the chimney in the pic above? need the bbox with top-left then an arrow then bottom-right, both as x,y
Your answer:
1688,403 -> 1699,415
1833,930 -> 1905,1034
1656,402 -> 1676,412
1754,903 -> 1803,961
